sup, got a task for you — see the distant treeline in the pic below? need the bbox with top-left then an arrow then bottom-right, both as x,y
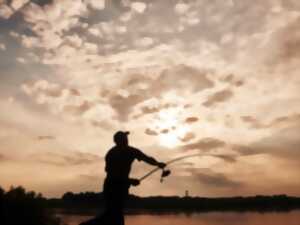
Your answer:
46,191 -> 300,213
0,186 -> 60,225
2,185 -> 300,220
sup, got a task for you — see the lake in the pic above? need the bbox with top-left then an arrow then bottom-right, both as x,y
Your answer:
57,211 -> 300,225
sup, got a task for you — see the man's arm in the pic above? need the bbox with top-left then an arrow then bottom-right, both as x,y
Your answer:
132,147 -> 166,168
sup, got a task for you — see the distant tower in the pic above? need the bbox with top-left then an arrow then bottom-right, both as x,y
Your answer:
185,190 -> 189,198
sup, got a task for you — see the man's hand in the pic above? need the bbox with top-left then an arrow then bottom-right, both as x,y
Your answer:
129,178 -> 140,186
157,162 -> 166,169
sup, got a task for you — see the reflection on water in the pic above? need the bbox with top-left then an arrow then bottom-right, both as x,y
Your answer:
58,211 -> 300,225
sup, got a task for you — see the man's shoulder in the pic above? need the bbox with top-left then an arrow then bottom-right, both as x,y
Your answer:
127,145 -> 140,152
106,145 -> 133,155
106,145 -> 143,156
128,146 -> 146,159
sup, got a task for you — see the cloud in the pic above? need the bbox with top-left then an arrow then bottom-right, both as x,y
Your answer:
0,154 -> 6,161
195,171 -> 243,188
0,43 -> 6,51
20,35 -> 40,48
108,93 -> 145,121
188,168 -> 243,188
232,144 -> 258,156
203,89 -> 233,107
21,80 -> 96,117
32,151 -> 102,167
78,174 -> 100,181
104,65 -> 214,121
69,88 -> 81,96
152,65 -> 214,95
185,117 -> 199,124
253,126 -> 300,159
88,27 -> 102,37
145,128 -> 158,136
241,116 -> 264,129
0,4 -> 14,19
241,114 -> 300,130
234,117 -> 300,160
213,154 -> 237,163
268,114 -> 300,128
84,42 -> 99,54
91,120 -> 115,130
179,138 -> 226,152
180,132 -> 196,143
16,57 -> 26,64
160,129 -> 169,134
23,1 -> 88,32
65,35 -> 83,48
21,0 -> 88,50
135,37 -> 154,48
63,101 -> 94,116
133,101 -> 161,118
174,2 -> 190,15
133,98 -> 178,119
11,0 -> 29,11
85,0 -> 105,10
37,135 -> 55,141
268,17 -> 300,66
131,2 -> 147,14
22,80 -> 62,98
221,74 -> 244,87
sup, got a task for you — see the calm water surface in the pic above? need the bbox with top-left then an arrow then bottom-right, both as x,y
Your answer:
58,211 -> 300,225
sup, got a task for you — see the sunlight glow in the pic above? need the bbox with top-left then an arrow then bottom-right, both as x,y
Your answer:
159,132 -> 180,148
148,106 -> 192,148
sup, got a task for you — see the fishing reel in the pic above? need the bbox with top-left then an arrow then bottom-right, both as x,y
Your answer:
160,168 -> 171,183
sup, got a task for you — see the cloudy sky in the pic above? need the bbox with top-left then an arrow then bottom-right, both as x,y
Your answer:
0,0 -> 300,198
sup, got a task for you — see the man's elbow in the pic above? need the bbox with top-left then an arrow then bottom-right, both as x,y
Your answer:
145,157 -> 159,165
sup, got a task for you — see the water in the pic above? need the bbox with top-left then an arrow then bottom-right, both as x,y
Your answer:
58,211 -> 300,225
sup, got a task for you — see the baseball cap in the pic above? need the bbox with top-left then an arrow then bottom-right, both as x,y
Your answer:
113,131 -> 130,143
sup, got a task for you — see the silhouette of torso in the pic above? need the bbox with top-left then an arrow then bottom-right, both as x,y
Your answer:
79,144 -> 157,225
105,145 -> 144,181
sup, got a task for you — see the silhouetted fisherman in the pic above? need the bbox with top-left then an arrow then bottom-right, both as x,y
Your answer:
80,131 -> 166,225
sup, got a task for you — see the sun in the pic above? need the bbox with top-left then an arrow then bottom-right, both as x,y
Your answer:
150,107 -> 190,148
159,132 -> 181,148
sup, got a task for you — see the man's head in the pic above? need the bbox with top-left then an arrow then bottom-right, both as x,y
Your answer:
113,131 -> 130,146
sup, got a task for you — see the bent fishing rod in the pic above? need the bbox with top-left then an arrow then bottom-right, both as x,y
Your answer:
139,153 -> 231,183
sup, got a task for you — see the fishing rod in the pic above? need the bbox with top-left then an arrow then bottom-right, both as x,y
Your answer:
139,153 -> 207,183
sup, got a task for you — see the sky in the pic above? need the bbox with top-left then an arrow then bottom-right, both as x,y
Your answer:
0,0 -> 300,198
